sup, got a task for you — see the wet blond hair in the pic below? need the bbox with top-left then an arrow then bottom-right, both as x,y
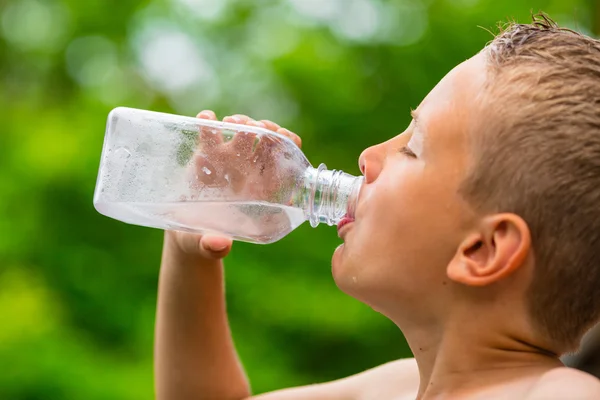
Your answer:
461,13 -> 600,352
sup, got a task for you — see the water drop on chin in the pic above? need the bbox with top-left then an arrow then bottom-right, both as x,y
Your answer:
236,153 -> 240,157
224,173 -> 230,182
202,166 -> 212,175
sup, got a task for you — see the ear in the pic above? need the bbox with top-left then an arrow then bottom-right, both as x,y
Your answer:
447,213 -> 531,286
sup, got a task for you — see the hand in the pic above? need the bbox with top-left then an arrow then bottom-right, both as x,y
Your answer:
165,110 -> 301,260
218,112 -> 301,148
164,229 -> 233,261
190,111 -> 302,199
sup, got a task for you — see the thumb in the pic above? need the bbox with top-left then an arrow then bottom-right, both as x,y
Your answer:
200,235 -> 233,259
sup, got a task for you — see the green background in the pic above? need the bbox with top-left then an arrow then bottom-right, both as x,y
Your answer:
1,0 -> 597,398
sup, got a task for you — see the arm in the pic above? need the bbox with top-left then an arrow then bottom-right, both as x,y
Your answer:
154,110 -> 305,399
154,110 -> 419,400
155,251 -> 417,400
154,231 -> 249,400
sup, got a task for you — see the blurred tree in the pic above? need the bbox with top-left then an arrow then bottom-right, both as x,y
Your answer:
593,0 -> 600,35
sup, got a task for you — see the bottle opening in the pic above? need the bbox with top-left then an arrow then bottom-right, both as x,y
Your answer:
345,175 -> 364,221
304,164 -> 364,228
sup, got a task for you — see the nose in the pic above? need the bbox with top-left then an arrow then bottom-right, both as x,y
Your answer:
358,143 -> 385,184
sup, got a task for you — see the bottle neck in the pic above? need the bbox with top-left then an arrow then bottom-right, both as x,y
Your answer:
300,164 -> 363,228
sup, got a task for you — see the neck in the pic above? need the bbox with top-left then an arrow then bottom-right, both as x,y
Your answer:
395,305 -> 563,399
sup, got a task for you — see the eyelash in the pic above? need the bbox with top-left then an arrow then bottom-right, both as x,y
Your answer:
398,145 -> 416,157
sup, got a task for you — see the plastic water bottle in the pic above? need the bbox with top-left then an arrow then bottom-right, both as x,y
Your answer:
93,107 -> 363,244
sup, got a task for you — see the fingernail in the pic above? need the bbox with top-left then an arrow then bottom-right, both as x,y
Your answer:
206,241 -> 228,251
210,244 -> 227,251
232,116 -> 242,123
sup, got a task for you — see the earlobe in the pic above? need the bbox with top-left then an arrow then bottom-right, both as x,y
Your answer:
447,214 -> 531,287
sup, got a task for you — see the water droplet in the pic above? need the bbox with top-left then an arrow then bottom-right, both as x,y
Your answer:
253,156 -> 258,163
224,173 -> 230,182
236,153 -> 240,157
202,166 -> 212,175
114,147 -> 131,158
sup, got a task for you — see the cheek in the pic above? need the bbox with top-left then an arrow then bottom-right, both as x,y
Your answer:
359,170 -> 423,237
345,179 -> 419,274
335,160 -> 468,307
352,166 -> 461,270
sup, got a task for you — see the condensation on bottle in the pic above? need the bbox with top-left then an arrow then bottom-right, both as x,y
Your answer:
93,107 -> 363,244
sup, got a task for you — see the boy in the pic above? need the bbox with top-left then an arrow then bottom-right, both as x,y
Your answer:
154,14 -> 600,399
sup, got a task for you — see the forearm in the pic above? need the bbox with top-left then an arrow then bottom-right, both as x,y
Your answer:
154,235 -> 250,400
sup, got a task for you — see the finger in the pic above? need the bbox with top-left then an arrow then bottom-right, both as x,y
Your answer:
230,131 -> 257,156
234,114 -> 254,123
200,234 -> 233,259
197,110 -> 223,148
252,133 -> 280,176
197,110 -> 217,120
223,115 -> 252,144
259,119 -> 281,132
231,120 -> 263,155
277,127 -> 302,148
223,114 -> 253,124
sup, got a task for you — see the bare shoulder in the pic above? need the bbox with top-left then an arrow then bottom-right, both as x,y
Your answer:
526,367 -> 600,400
351,358 -> 419,399
250,358 -> 419,400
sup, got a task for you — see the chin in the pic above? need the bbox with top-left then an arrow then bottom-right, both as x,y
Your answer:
331,227 -> 358,277
331,243 -> 346,280
331,243 -> 365,296
331,243 -> 402,312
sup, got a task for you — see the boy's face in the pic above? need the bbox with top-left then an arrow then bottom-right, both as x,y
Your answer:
333,53 -> 489,317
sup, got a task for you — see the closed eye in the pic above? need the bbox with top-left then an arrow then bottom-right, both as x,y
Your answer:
399,145 -> 416,157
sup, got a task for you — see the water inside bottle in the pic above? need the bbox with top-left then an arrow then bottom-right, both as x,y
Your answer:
96,201 -> 306,244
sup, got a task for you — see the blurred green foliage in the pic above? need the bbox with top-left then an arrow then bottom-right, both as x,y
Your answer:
0,0 -> 597,398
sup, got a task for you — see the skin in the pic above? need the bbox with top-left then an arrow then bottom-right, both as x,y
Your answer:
154,52 -> 600,399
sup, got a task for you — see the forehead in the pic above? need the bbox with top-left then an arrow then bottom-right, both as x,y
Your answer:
417,54 -> 486,141
416,53 -> 488,154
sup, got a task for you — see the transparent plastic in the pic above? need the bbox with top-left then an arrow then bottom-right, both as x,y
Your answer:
93,107 -> 363,244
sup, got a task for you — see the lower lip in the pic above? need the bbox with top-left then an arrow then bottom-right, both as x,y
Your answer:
337,217 -> 354,236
